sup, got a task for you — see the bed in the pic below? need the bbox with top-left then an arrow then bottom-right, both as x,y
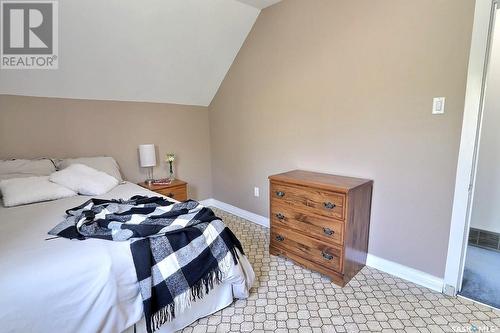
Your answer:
0,181 -> 255,333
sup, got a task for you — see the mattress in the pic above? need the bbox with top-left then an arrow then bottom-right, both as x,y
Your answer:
0,182 -> 254,333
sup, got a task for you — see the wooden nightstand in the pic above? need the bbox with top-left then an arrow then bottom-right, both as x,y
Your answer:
138,179 -> 188,201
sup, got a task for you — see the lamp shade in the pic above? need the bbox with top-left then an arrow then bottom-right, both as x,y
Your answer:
138,144 -> 157,167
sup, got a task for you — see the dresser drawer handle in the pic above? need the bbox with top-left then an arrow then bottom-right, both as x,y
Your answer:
323,202 -> 336,209
275,213 -> 285,220
322,251 -> 334,261
275,235 -> 285,242
167,193 -> 174,198
323,227 -> 334,236
275,191 -> 285,198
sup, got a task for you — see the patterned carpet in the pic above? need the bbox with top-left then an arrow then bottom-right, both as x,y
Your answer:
182,208 -> 500,333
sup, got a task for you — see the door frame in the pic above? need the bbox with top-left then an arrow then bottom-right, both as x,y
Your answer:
443,0 -> 498,296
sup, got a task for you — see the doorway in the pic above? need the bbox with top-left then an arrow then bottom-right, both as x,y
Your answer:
444,0 -> 500,310
459,6 -> 500,308
444,0 -> 500,308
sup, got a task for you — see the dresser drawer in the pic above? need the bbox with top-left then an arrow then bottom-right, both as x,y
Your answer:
271,225 -> 342,272
271,182 -> 345,220
271,202 -> 344,246
156,186 -> 187,201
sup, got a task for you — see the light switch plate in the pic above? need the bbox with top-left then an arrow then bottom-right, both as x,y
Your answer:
254,187 -> 260,197
432,97 -> 446,114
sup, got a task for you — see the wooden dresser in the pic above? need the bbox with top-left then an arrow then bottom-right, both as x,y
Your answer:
269,170 -> 372,286
137,179 -> 188,201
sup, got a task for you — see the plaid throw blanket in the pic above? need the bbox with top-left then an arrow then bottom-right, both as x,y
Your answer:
49,196 -> 245,333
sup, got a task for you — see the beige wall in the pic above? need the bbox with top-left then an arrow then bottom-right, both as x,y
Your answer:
0,95 -> 212,200
0,0 -> 476,277
209,0 -> 475,277
471,16 -> 500,234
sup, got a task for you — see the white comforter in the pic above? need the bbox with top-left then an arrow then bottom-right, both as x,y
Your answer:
0,182 -> 254,333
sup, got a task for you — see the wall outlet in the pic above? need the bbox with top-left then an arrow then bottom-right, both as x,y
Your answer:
432,97 -> 446,114
254,187 -> 260,197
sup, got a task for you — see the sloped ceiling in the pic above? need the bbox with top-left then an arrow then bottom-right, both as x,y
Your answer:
0,0 -> 263,106
236,0 -> 282,9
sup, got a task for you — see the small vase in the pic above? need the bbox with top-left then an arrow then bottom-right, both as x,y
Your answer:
168,161 -> 175,181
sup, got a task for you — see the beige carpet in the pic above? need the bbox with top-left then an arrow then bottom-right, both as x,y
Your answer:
181,208 -> 500,333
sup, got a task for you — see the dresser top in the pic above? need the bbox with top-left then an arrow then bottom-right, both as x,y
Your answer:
269,170 -> 372,193
137,179 -> 187,191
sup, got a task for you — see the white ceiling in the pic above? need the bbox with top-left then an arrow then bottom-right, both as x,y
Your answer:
0,0 -> 261,106
235,0 -> 282,9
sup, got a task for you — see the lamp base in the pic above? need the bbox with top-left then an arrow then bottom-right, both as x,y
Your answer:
145,167 -> 154,185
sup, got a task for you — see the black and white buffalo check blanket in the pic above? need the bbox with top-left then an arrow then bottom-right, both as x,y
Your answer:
49,195 -> 245,333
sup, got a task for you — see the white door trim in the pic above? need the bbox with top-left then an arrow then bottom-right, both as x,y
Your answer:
443,0 -> 498,295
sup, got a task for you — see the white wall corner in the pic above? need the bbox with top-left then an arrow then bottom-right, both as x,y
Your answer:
199,198 -> 270,228
366,254 -> 444,293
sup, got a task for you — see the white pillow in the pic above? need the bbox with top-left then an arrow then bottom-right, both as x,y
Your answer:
50,163 -> 119,196
56,157 -> 123,181
0,176 -> 76,207
0,159 -> 56,181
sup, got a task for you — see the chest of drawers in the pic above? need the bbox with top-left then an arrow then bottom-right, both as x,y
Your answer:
269,170 -> 373,286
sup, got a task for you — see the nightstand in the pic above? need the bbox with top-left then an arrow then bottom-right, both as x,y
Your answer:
138,179 -> 188,201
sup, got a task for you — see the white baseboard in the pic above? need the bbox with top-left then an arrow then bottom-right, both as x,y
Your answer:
200,198 -> 269,228
366,254 -> 444,292
201,198 -> 443,292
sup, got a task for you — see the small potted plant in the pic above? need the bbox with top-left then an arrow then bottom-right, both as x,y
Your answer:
165,153 -> 176,181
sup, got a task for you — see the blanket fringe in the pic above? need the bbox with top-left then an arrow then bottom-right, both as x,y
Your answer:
150,251 -> 236,332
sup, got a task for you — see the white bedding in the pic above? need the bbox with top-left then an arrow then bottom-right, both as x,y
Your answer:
0,182 -> 254,333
